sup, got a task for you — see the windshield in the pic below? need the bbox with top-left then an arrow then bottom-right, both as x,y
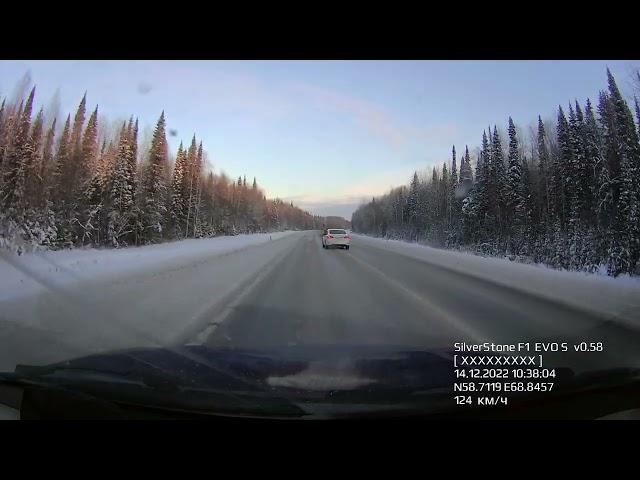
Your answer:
1,60 -> 640,420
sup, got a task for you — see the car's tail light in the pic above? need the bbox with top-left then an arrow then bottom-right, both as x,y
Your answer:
327,235 -> 333,239
345,235 -> 351,240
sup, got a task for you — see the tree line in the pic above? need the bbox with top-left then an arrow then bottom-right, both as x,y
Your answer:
0,86 -> 326,252
352,69 -> 640,277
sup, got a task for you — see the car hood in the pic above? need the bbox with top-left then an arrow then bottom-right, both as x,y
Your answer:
4,344 -> 639,419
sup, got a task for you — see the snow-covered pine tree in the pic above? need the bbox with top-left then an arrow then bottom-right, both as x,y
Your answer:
460,145 -> 474,195
190,140 -> 204,237
184,135 -> 198,237
566,103 -> 583,269
582,98 -> 607,271
459,145 -> 475,245
80,106 -> 98,185
574,101 -> 596,226
171,142 -> 187,237
76,106 -> 99,244
536,117 -> 552,236
129,117 -> 139,203
437,161 -> 448,244
70,93 -> 86,155
520,154 -> 535,256
67,94 -> 87,200
2,87 -> 36,215
489,126 -> 506,249
505,117 -> 525,254
39,117 -> 56,205
463,132 -> 489,245
0,98 -> 6,147
407,171 -> 420,234
605,69 -> 640,275
596,90 -> 618,265
24,107 -> 44,211
0,98 -> 7,177
635,97 -> 640,136
50,114 -> 73,248
555,107 -> 573,232
107,123 -> 136,247
140,112 -> 169,244
448,145 -> 460,246
550,107 -> 575,268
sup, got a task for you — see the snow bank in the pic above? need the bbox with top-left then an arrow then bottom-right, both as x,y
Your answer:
0,231 -> 296,302
353,234 -> 640,326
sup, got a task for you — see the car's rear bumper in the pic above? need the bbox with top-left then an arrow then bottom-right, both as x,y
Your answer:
326,239 -> 350,246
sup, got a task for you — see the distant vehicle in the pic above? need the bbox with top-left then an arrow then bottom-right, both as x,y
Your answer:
322,229 -> 351,250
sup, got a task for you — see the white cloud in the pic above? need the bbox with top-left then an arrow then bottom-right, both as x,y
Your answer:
291,82 -> 458,150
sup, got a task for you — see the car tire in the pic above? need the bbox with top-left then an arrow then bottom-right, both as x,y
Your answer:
346,245 -> 350,250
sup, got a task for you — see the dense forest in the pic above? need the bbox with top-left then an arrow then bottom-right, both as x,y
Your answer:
0,84 -> 327,253
352,70 -> 640,277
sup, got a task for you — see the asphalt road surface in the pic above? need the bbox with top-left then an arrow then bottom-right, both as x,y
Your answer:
2,230 -> 639,374
202,232 -> 640,373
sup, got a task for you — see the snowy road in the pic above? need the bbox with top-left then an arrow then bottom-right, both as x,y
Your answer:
1,230 -> 640,373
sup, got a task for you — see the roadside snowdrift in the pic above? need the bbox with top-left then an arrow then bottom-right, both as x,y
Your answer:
0,231 -> 295,302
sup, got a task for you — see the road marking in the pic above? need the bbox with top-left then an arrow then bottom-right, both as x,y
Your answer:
184,234 -> 303,345
345,251 -> 489,344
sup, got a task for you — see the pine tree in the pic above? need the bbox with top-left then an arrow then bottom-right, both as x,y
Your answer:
0,98 -> 7,172
520,155 -> 535,256
52,115 -> 72,205
70,93 -> 86,155
555,106 -> 573,231
463,132 -> 489,245
82,163 -> 107,246
489,126 -> 506,245
2,86 -> 35,214
40,117 -> 56,206
190,140 -> 204,237
581,99 -> 605,271
635,97 -> 640,136
447,146 -> 459,245
80,106 -> 98,187
505,117 -> 524,253
605,69 -> 640,274
537,116 -> 552,232
171,142 -> 188,237
184,135 -> 198,237
68,94 -> 86,194
107,123 -> 136,246
23,107 -> 44,210
440,161 -> 449,243
407,171 -> 420,234
71,106 -> 100,245
0,98 -> 6,142
460,145 -> 474,194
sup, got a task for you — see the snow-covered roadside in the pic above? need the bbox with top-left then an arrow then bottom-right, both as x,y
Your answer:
353,234 -> 640,326
0,231 -> 296,302
0,231 -> 306,370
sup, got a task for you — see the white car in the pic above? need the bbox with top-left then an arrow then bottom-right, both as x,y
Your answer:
322,229 -> 351,250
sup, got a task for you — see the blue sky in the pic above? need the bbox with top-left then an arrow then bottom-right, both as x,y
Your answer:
1,60 -> 638,219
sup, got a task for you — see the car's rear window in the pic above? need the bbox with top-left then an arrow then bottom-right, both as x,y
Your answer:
329,229 -> 347,235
